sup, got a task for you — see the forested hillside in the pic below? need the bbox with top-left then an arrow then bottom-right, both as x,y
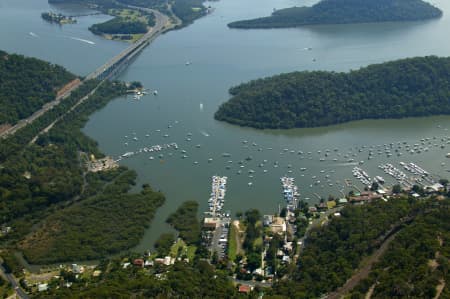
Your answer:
0,52 -> 166,264
0,50 -> 75,125
228,0 -> 442,28
268,198 -> 421,298
215,56 -> 450,129
349,204 -> 450,298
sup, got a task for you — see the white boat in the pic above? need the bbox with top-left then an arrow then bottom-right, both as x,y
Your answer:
153,90 -> 158,95
122,152 -> 134,157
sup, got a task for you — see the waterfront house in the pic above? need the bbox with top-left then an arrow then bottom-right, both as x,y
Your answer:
270,217 -> 286,234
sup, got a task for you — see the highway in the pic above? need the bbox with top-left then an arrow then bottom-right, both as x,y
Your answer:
0,80 -> 82,139
85,8 -> 172,81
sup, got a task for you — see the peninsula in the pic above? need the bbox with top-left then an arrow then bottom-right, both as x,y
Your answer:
215,56 -> 450,129
228,0 -> 442,29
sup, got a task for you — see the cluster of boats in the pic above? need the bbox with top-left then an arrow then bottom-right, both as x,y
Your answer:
207,176 -> 227,217
379,163 -> 409,184
399,162 -> 429,177
281,177 -> 299,212
352,167 -> 372,186
120,143 -> 178,160
132,89 -> 158,100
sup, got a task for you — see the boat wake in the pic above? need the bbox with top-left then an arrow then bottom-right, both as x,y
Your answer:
69,36 -> 95,45
200,130 -> 210,137
335,162 -> 359,167
29,32 -> 39,38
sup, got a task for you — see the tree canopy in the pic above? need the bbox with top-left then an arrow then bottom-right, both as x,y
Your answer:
166,201 -> 201,245
228,0 -> 442,29
215,56 -> 450,129
0,50 -> 75,125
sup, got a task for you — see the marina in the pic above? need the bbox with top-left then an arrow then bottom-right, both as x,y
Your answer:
202,176 -> 231,259
206,175 -> 228,217
280,176 -> 299,212
7,0 -> 448,249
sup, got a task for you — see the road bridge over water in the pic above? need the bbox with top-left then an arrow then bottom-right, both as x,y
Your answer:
85,8 -> 171,81
0,8 -> 175,139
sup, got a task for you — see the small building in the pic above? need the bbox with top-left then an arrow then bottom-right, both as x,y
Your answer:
333,212 -> 341,217
376,189 -> 387,195
282,255 -> 291,264
308,206 -> 318,213
203,217 -> 219,230
270,217 -> 286,234
133,259 -> 144,268
317,202 -> 328,211
326,201 -> 336,210
283,242 -> 293,252
164,256 -> 174,266
71,264 -> 84,274
263,215 -> 273,226
92,270 -> 102,277
38,283 -> 48,292
238,284 -> 252,294
338,198 -> 348,205
426,183 -> 444,193
144,260 -> 154,267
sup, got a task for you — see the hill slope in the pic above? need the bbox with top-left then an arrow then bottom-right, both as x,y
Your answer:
228,0 -> 442,29
215,56 -> 450,129
0,50 -> 75,126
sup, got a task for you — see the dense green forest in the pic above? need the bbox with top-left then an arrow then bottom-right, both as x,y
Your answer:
215,56 -> 450,129
89,9 -> 155,35
268,198 -> 424,298
0,80 -> 120,237
171,0 -> 206,23
0,50 -> 75,125
90,17 -> 148,34
0,276 -> 12,298
166,201 -> 201,245
0,51 -> 167,264
228,0 -> 442,29
19,173 -> 164,263
349,202 -> 450,298
34,258 -> 240,298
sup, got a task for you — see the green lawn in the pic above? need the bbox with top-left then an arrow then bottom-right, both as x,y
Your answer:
169,239 -> 196,261
228,224 -> 238,262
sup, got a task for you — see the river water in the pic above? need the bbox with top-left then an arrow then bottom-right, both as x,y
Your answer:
2,0 -> 450,251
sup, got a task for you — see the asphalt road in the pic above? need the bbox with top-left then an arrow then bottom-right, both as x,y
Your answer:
0,264 -> 29,299
1,7 -> 173,140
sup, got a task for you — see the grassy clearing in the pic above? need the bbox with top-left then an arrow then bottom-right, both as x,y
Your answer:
169,239 -> 197,261
186,246 -> 197,261
228,224 -> 238,261
170,239 -> 186,258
